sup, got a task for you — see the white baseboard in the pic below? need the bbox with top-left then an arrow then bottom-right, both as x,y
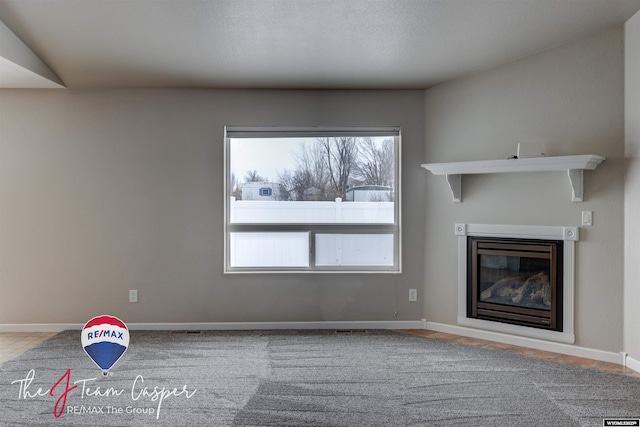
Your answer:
0,320 -> 423,333
425,321 -> 624,365
624,354 -> 640,372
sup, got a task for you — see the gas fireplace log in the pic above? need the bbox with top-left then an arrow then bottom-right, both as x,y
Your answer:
480,272 -> 551,306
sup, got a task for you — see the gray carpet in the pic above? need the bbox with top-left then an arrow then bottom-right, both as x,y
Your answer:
1,330 -> 639,426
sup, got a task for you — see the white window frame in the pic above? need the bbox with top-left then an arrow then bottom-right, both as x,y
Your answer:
224,126 -> 401,273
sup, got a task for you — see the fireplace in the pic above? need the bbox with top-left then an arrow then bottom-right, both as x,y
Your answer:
454,223 -> 580,344
467,237 -> 563,331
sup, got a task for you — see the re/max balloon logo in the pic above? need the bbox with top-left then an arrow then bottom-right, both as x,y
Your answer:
81,315 -> 130,376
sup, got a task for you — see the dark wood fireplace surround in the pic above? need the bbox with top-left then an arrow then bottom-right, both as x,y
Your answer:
467,237 -> 563,331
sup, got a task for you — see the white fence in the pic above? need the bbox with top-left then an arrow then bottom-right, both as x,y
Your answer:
229,231 -> 394,268
229,197 -> 394,224
228,197 -> 395,267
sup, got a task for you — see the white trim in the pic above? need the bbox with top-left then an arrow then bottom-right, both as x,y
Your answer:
459,223 -> 579,241
624,353 -> 640,372
426,321 -> 623,365
457,223 -> 576,344
0,320 -> 423,333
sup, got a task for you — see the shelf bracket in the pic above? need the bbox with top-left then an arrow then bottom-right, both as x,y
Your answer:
445,174 -> 462,202
567,169 -> 583,202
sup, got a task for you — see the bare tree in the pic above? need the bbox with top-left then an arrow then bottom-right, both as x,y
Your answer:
276,137 -> 393,201
275,169 -> 294,201
277,142 -> 329,201
244,170 -> 265,183
353,138 -> 394,187
319,137 -> 358,199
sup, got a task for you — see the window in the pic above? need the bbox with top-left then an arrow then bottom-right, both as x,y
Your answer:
224,127 -> 400,273
259,188 -> 272,197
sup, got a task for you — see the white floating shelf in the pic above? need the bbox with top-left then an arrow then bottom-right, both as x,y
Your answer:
421,155 -> 605,202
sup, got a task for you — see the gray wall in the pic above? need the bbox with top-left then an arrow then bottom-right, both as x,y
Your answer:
0,90 -> 426,324
423,27 -> 625,352
625,10 -> 640,361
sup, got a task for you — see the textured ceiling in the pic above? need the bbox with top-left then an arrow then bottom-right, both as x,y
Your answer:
0,0 -> 639,89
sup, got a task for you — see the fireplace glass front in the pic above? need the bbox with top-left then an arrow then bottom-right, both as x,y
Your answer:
468,238 -> 562,331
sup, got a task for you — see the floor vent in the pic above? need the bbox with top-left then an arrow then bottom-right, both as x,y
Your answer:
335,329 -> 368,334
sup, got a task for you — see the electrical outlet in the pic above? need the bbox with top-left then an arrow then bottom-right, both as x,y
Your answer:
129,289 -> 138,303
409,289 -> 418,302
582,211 -> 593,227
